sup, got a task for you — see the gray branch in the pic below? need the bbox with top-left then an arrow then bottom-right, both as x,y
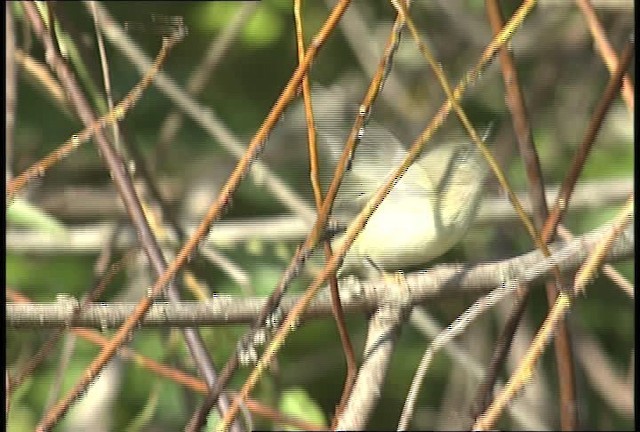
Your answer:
8,222 -> 633,329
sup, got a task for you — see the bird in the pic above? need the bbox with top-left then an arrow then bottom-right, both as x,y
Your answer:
275,84 -> 492,278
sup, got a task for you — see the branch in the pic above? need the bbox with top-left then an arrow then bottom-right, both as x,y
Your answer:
8,222 -> 633,329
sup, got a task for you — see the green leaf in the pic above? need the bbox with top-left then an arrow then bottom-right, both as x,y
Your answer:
242,7 -> 283,48
7,198 -> 67,234
204,411 -> 221,432
278,387 -> 327,430
193,3 -> 283,48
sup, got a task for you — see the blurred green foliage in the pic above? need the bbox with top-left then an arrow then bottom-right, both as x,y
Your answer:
6,1 -> 633,430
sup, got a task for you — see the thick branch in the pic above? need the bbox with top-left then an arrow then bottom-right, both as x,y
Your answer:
8,222 -> 633,329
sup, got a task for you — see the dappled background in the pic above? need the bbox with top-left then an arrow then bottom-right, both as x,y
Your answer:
6,1 -> 633,430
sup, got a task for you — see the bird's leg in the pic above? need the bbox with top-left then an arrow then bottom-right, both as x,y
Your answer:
364,257 -> 412,306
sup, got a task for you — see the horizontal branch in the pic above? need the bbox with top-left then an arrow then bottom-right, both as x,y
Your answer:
8,178 -> 632,253
8,221 -> 633,329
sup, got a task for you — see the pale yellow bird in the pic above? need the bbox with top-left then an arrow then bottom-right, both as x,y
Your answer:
280,85 -> 492,277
